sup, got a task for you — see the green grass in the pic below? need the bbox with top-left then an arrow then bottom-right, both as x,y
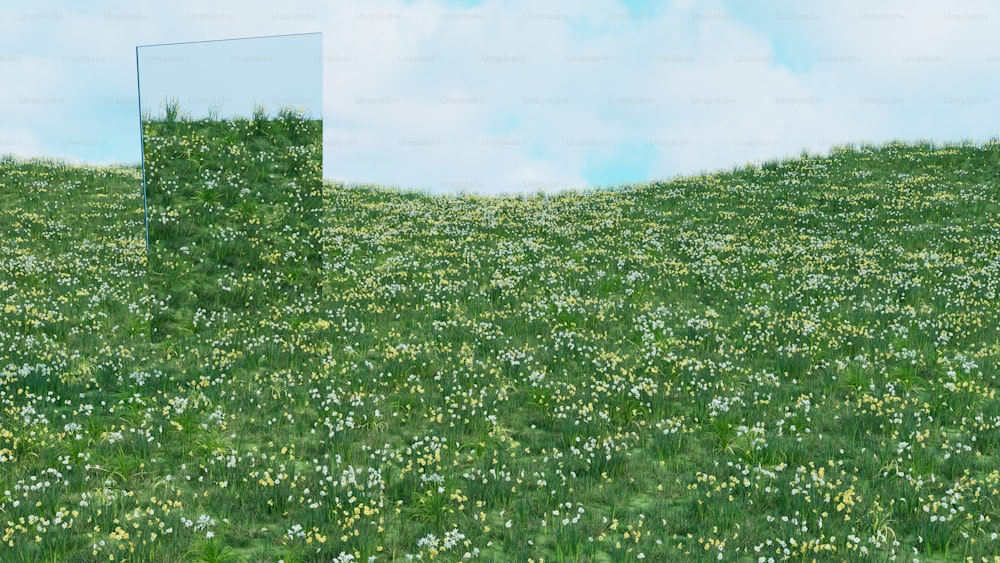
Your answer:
1,138 -> 1000,561
141,106 -> 323,342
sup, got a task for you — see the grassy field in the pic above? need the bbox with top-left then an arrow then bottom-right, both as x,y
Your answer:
1,139 -> 999,561
141,105 -> 323,341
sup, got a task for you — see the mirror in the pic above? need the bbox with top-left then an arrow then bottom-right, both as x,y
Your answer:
137,33 -> 323,342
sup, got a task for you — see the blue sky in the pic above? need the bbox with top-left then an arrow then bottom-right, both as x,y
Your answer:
138,33 -> 322,120
1,0 -> 998,194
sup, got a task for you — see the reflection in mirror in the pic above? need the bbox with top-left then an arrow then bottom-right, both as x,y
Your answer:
137,33 -> 323,342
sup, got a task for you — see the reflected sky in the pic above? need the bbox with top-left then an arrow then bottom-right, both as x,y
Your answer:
137,33 -> 322,120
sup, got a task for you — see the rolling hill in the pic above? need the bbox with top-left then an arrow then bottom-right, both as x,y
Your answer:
1,140 -> 999,561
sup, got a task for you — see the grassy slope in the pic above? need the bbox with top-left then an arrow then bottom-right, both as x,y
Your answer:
142,114 -> 323,341
1,141 -> 999,561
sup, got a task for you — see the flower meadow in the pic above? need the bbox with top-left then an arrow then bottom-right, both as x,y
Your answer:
142,105 -> 324,341
1,140 -> 999,561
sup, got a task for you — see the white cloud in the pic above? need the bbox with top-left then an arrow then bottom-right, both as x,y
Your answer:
0,126 -> 46,159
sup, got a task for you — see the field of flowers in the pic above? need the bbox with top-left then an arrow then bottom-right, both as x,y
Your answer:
1,140 -> 999,561
142,106 -> 323,341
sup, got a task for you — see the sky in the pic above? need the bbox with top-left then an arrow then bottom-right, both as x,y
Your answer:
1,0 -> 998,194
138,33 -> 322,120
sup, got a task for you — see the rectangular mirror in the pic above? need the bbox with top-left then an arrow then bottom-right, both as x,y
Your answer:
137,33 -> 323,342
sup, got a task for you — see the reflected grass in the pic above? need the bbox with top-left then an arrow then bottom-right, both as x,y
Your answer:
142,104 -> 323,341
